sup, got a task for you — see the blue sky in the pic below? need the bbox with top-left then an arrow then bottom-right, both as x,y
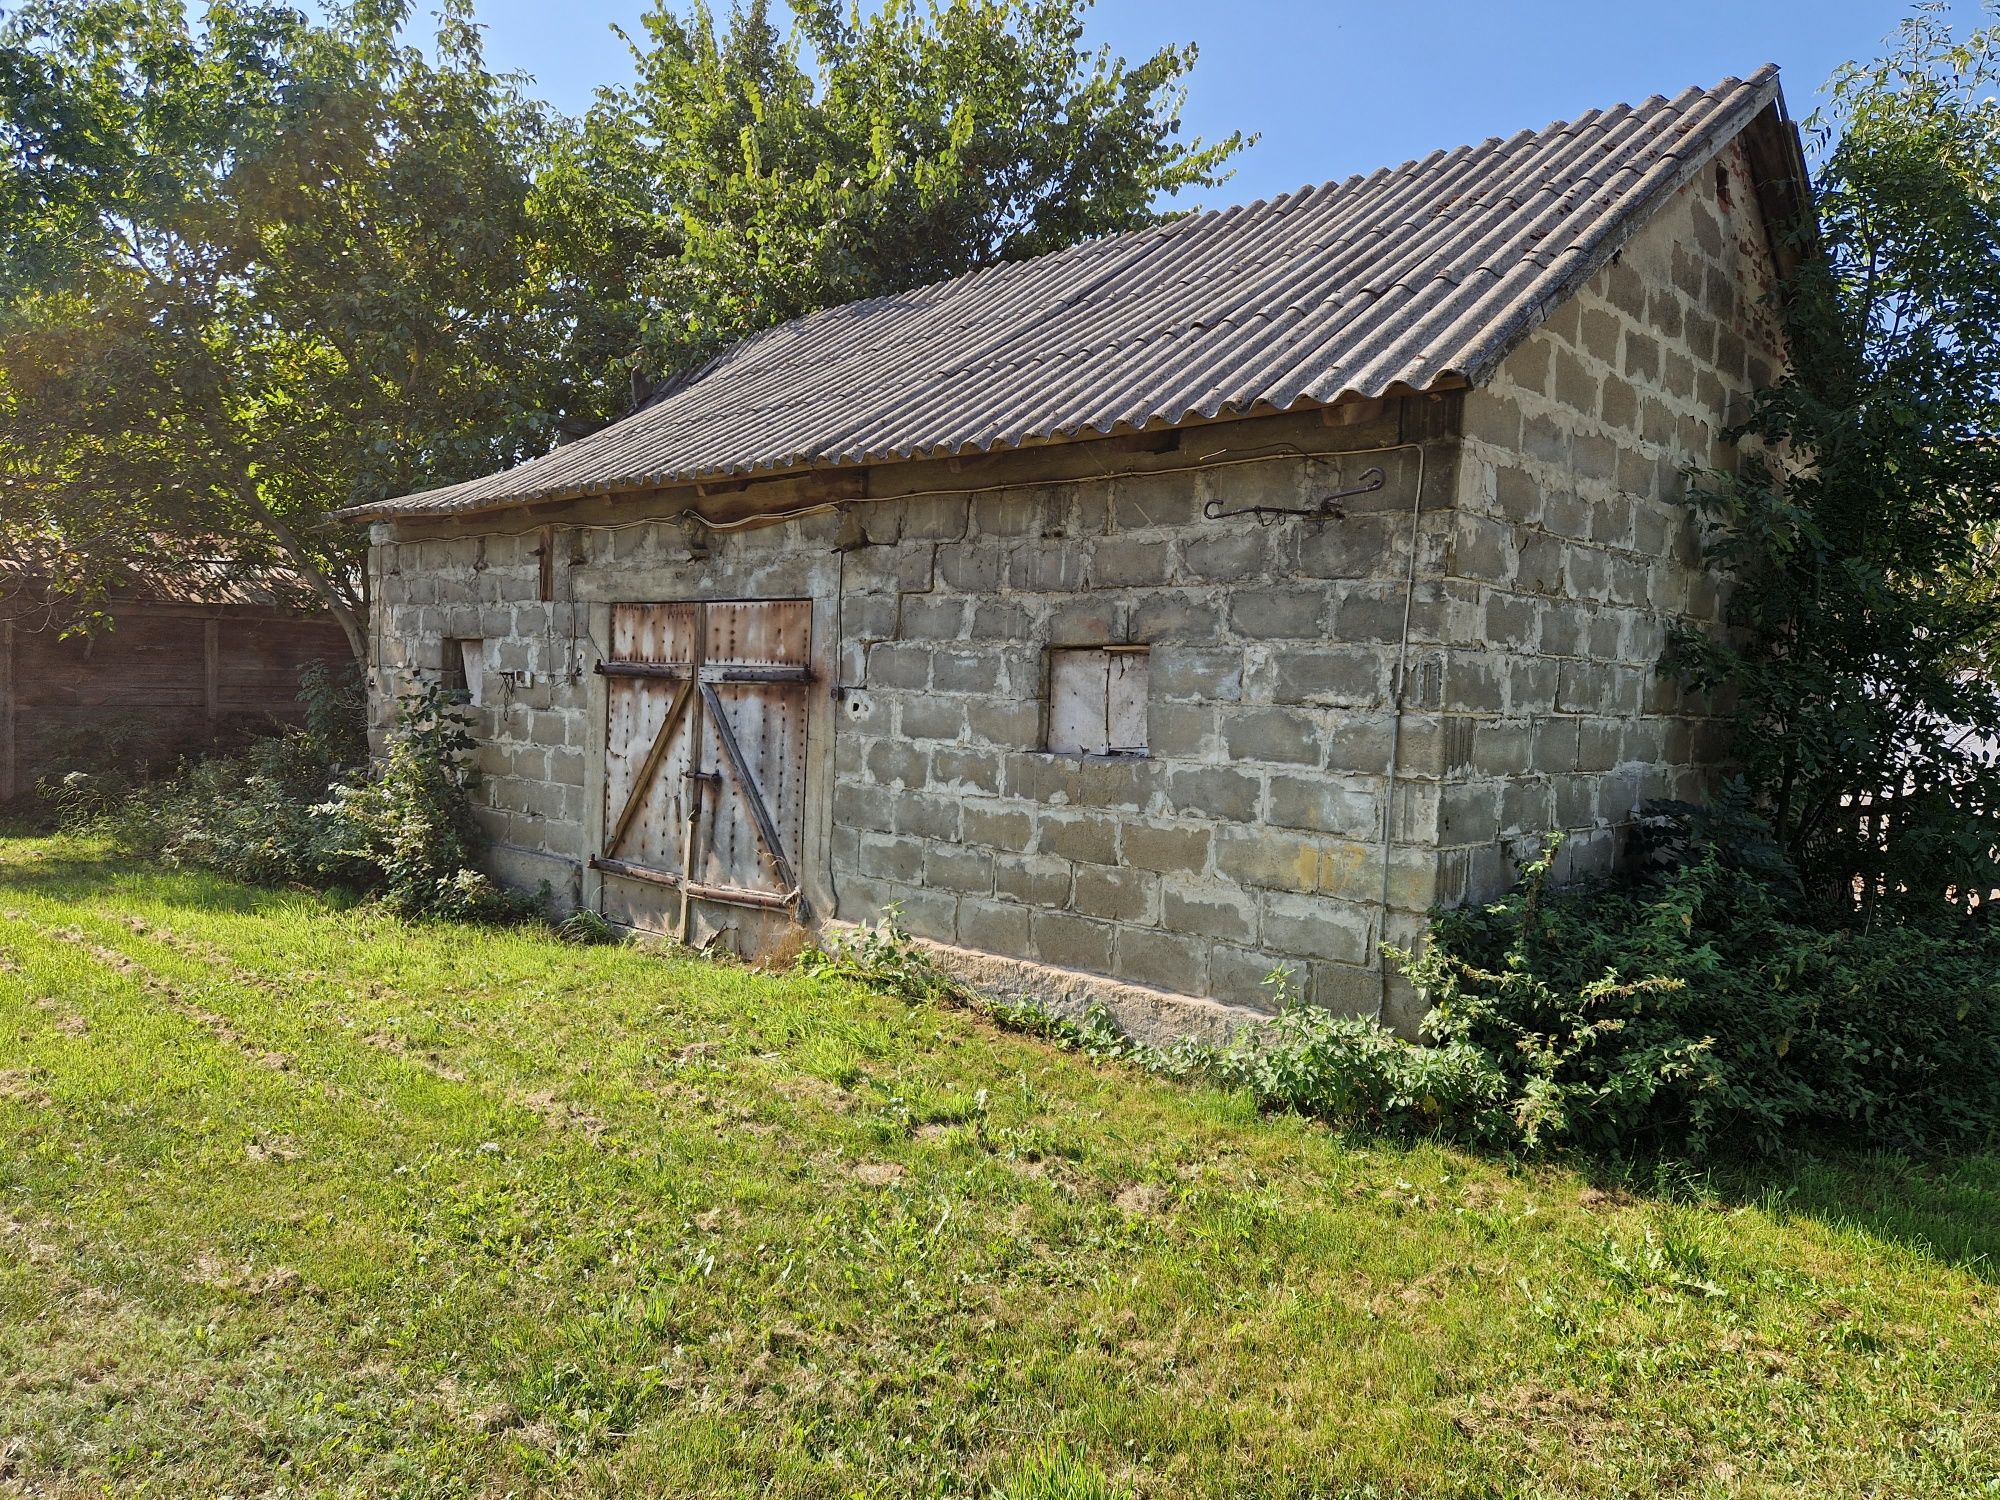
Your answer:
461,0 -> 1932,205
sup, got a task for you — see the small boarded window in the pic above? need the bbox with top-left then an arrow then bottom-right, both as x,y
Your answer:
1047,646 -> 1148,756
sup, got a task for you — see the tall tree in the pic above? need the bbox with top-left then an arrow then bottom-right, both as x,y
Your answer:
537,0 -> 1248,417
0,0 -> 560,657
1670,4 -> 2000,916
2,0 -> 1244,654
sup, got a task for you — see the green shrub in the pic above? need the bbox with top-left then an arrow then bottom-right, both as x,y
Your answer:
1403,822 -> 2000,1157
103,672 -> 533,925
296,656 -> 371,770
313,683 -> 517,918
106,730 -> 337,886
43,766 -> 133,829
1217,990 -> 1510,1141
821,837 -> 2000,1161
29,711 -> 167,824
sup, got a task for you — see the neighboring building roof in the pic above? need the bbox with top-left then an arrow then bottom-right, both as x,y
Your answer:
352,65 -> 1802,522
0,547 -> 324,611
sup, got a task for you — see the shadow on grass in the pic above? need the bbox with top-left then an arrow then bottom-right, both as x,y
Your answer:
1566,1139 -> 2000,1282
0,837 -> 344,918
1715,1150 -> 2000,1282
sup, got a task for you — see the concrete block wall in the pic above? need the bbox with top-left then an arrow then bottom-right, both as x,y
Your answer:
1442,136 -> 1785,895
366,530 -> 597,899
368,401 -> 1463,1029
829,403 -> 1460,1028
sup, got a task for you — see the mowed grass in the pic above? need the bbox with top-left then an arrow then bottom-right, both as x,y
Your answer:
0,836 -> 1997,1498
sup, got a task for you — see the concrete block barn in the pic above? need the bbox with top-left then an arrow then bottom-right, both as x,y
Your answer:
347,68 -> 1806,1035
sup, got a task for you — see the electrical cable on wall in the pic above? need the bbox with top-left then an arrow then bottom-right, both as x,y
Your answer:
377,436 -> 1428,545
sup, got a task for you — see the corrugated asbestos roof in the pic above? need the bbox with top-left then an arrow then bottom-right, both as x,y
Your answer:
353,65 -> 1789,521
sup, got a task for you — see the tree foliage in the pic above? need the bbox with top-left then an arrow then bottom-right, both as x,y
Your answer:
1670,5 -> 2000,916
0,0 -> 1241,651
0,0 -> 565,656
538,0 -> 1246,407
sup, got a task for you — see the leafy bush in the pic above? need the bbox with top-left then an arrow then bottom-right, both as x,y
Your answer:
106,730 -> 338,887
102,670 -> 532,924
42,766 -> 133,829
1219,990 -> 1509,1141
818,834 -> 2000,1161
27,711 -> 156,821
1403,821 -> 2000,1157
312,684 -> 518,919
297,655 -> 371,770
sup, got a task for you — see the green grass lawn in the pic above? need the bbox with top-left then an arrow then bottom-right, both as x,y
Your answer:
1,834 -> 1997,1498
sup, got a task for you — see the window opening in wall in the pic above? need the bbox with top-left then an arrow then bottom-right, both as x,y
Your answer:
443,639 -> 485,707
1047,646 -> 1148,756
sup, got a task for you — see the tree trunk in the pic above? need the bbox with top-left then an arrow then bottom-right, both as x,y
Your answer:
246,498 -> 369,664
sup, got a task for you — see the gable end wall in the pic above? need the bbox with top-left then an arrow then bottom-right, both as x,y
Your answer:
1442,135 -> 1785,895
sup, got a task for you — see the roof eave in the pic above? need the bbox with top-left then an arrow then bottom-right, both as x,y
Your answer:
341,379 -> 1472,527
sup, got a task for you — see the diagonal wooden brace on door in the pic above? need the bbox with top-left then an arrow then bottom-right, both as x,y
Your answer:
602,677 -> 692,860
698,680 -> 802,899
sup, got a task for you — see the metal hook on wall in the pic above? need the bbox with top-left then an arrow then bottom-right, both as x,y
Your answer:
1201,464 -> 1387,525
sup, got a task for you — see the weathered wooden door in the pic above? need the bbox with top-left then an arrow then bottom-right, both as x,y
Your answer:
592,600 -> 812,931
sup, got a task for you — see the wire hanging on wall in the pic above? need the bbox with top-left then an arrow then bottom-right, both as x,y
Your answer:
1200,465 -> 1387,524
